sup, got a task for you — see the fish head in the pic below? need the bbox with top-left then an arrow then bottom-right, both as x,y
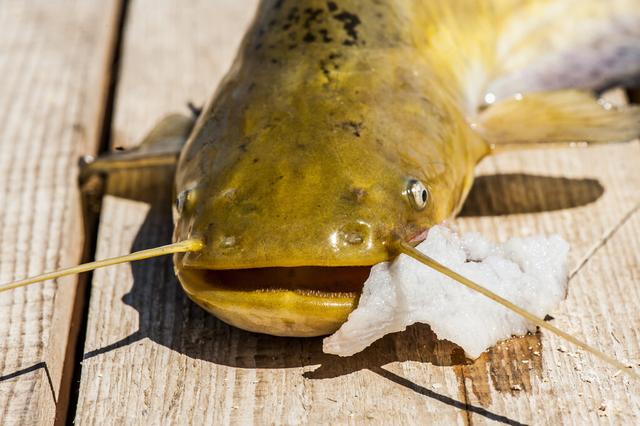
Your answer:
171,48 -> 484,337
175,128 -> 440,270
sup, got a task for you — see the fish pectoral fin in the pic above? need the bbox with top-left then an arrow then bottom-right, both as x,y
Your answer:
475,90 -> 640,151
80,113 -> 195,181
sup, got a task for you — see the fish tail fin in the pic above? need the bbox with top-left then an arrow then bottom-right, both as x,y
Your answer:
475,90 -> 640,152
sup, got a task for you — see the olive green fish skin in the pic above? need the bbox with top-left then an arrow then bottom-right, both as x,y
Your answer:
174,0 -> 488,270
167,0 -> 640,336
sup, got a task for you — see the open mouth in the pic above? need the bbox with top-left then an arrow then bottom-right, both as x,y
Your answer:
187,266 -> 370,296
172,229 -> 430,336
176,263 -> 373,337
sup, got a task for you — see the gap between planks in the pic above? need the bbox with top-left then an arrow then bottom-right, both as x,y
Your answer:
63,0 -> 132,424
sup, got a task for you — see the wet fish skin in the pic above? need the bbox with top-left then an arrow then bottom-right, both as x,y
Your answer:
165,0 -> 639,336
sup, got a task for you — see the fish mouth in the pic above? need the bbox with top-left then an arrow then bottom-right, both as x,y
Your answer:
175,262 -> 371,337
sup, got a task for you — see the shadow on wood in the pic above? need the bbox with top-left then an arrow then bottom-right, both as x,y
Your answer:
371,367 -> 527,426
0,362 -> 57,404
460,173 -> 604,217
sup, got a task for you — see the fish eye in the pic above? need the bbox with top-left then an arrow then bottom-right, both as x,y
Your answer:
175,189 -> 192,214
406,179 -> 429,210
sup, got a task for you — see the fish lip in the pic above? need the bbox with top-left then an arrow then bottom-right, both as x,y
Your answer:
173,228 -> 428,296
178,250 -> 391,270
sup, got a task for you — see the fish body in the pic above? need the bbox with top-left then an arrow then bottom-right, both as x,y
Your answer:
135,1 -> 640,336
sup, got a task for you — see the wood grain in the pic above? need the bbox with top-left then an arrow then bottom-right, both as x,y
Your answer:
74,2 -> 640,425
455,137 -> 640,424
0,0 -> 122,424
454,90 -> 640,424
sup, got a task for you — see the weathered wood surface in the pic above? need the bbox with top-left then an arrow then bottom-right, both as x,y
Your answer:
0,1 -> 122,424
456,92 -> 640,423
2,1 -> 638,424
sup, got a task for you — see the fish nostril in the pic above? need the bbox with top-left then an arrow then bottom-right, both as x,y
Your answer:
349,187 -> 367,204
344,232 -> 364,245
220,236 -> 237,248
334,221 -> 372,248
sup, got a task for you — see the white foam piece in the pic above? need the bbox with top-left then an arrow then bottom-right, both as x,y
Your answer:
323,225 -> 569,358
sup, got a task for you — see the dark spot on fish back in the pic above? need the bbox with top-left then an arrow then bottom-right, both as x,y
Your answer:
303,8 -> 324,28
341,120 -> 363,137
320,60 -> 331,81
319,52 -> 342,83
286,6 -> 300,24
318,28 -> 332,43
333,11 -> 361,46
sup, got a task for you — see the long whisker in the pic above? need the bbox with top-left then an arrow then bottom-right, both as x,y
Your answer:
396,240 -> 639,381
0,239 -> 204,293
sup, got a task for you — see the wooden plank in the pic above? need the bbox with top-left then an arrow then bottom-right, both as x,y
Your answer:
454,91 -> 640,424
0,0 -> 123,424
399,96 -> 640,423
75,3 -> 640,426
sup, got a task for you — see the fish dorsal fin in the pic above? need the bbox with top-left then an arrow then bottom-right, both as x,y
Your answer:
474,90 -> 640,151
